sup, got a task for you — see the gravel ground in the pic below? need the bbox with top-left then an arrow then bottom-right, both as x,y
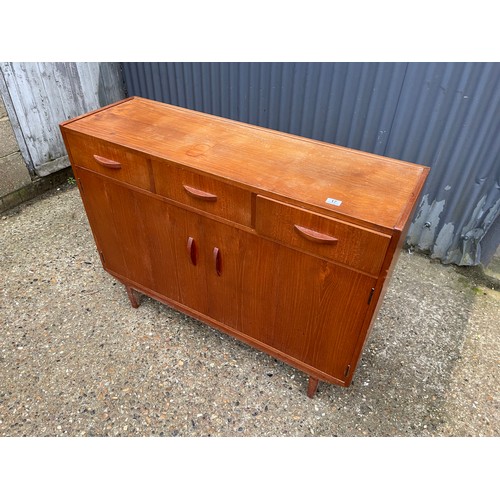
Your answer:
0,183 -> 499,437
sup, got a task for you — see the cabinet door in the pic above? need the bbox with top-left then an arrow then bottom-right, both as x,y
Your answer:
239,240 -> 377,382
167,207 -> 209,315
201,218 -> 246,330
75,167 -> 180,301
167,208 -> 244,327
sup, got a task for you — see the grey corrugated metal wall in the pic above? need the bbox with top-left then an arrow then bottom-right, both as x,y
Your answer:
122,62 -> 500,267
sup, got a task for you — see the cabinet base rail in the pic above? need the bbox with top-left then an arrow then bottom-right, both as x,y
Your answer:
119,280 -> 349,398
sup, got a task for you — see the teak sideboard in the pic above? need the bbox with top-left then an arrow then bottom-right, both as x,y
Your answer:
60,97 -> 429,398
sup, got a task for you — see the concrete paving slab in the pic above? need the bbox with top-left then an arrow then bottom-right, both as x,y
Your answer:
0,184 -> 498,437
0,152 -> 31,198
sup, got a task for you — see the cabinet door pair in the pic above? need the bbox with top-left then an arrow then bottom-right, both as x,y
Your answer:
76,167 -> 376,383
75,166 -> 243,325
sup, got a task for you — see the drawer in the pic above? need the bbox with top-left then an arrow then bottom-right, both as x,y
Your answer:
151,160 -> 252,226
66,132 -> 152,191
255,196 -> 391,275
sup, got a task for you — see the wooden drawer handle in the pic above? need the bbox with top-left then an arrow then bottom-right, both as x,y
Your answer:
294,225 -> 338,244
213,247 -> 222,276
93,155 -> 122,169
183,184 -> 217,201
187,237 -> 197,265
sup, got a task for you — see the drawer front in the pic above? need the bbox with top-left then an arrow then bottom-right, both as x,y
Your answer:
255,196 -> 391,275
152,160 -> 252,226
65,132 -> 152,191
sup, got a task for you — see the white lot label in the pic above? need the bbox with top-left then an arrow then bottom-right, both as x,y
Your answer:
325,197 -> 342,206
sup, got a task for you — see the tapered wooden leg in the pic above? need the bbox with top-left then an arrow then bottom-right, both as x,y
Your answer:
307,376 -> 319,398
126,285 -> 140,308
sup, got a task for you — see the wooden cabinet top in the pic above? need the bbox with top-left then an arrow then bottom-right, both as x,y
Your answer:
61,96 -> 429,232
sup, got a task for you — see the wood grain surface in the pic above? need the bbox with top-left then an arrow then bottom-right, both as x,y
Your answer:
62,96 -> 429,231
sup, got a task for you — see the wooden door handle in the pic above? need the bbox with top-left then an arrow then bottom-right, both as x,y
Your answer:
187,237 -> 197,265
213,247 -> 222,276
183,184 -> 217,201
93,155 -> 122,169
294,225 -> 338,244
